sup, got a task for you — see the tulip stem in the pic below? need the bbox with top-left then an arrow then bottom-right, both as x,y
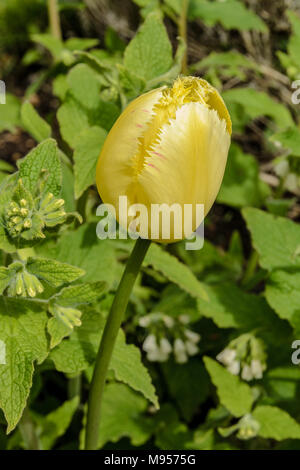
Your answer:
47,0 -> 62,40
179,0 -> 189,74
85,237 -> 151,450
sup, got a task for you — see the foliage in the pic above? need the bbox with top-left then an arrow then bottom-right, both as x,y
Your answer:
1,0 -> 300,451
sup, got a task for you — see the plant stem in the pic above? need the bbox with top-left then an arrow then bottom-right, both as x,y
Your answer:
85,237 -> 151,450
19,407 -> 40,450
68,374 -> 82,400
47,0 -> 62,40
178,0 -> 189,74
241,249 -> 259,286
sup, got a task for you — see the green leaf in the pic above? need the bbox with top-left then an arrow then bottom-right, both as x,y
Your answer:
66,64 -> 102,109
265,269 -> 300,329
54,281 -> 107,306
252,405 -> 300,440
18,139 -> 62,197
26,258 -> 85,287
204,357 -> 254,417
34,397 -> 79,450
272,126 -> 300,157
54,224 -> 118,286
191,51 -> 258,81
189,0 -> 267,32
50,309 -> 158,407
111,328 -> 158,408
0,267 -> 14,294
242,208 -> 300,270
73,126 -> 107,199
65,37 -> 99,51
93,383 -> 152,448
0,297 -> 48,432
0,93 -> 21,132
124,12 -> 173,81
162,360 -> 210,421
217,143 -> 270,208
31,34 -> 64,60
144,243 -> 208,300
20,101 -> 51,143
57,94 -> 118,148
197,281 -> 284,332
223,88 -> 294,132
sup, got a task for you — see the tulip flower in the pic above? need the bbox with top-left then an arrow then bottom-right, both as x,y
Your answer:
96,76 -> 231,242
86,77 -> 231,450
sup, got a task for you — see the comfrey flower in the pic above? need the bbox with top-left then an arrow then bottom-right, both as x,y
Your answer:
140,312 -> 201,364
217,334 -> 266,381
219,413 -> 260,441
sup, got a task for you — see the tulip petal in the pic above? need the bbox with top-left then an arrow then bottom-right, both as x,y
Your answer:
137,102 -> 230,218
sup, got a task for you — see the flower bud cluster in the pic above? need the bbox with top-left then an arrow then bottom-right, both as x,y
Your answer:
217,334 -> 266,381
8,268 -> 44,298
4,180 -> 66,241
139,312 -> 201,364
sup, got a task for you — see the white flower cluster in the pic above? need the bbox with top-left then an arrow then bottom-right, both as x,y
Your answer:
217,334 -> 266,381
139,312 -> 201,364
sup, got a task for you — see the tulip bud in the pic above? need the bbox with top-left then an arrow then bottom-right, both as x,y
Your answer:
96,76 -> 231,242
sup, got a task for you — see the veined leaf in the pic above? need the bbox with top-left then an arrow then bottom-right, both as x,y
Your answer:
20,101 -> 51,143
26,258 -> 85,287
253,405 -> 300,440
204,357 -> 254,417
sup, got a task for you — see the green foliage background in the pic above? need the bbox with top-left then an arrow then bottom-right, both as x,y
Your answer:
1,0 -> 300,450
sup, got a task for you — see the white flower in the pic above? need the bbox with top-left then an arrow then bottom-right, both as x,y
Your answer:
241,364 -> 253,381
147,350 -> 167,362
217,348 -> 236,366
227,360 -> 240,376
139,316 -> 151,327
162,315 -> 175,328
250,359 -> 263,379
185,340 -> 199,356
174,338 -> 188,364
179,314 -> 190,324
184,329 -> 201,344
159,338 -> 172,355
142,334 -> 157,353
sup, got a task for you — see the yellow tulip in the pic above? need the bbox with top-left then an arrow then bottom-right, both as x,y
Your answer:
96,76 -> 231,243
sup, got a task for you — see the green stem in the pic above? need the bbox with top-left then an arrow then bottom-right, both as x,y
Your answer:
47,0 -> 62,40
85,237 -> 151,450
19,407 -> 40,450
178,0 -> 189,74
241,250 -> 259,286
68,374 -> 82,400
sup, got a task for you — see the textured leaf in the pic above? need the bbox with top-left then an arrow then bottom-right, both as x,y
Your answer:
144,244 -> 208,300
95,383 -> 152,448
197,282 -> 282,330
66,64 -> 102,109
0,93 -> 21,132
242,208 -> 300,270
18,139 -> 62,197
265,270 -> 300,329
272,127 -> 300,157
189,0 -> 267,32
35,397 -> 79,450
20,101 -> 51,143
223,88 -> 293,132
54,281 -> 107,306
26,258 -> 85,287
124,12 -> 173,81
54,223 -> 118,287
50,309 -> 158,407
204,357 -> 254,417
253,405 -> 300,440
0,297 -> 48,432
73,126 -> 107,199
162,360 -> 210,420
218,143 -> 270,208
